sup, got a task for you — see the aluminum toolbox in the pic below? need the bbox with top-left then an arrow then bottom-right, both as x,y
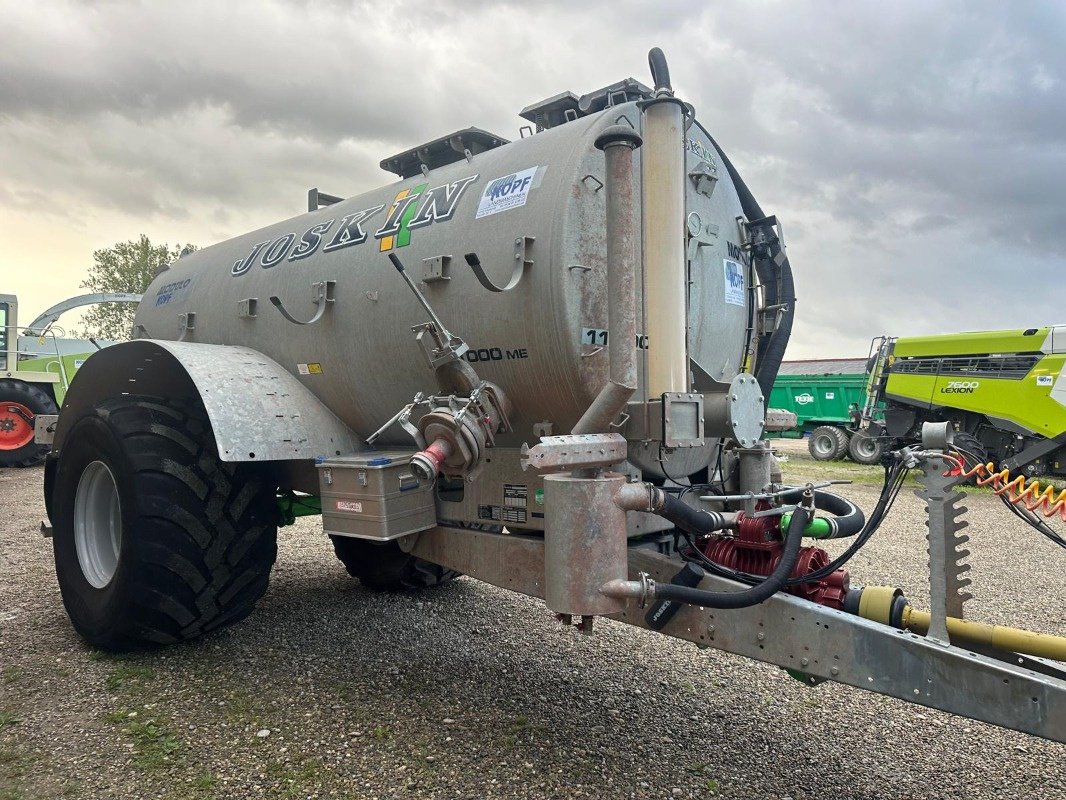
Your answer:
317,451 -> 436,541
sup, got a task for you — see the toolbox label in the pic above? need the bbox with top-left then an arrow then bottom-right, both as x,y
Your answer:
336,500 -> 363,513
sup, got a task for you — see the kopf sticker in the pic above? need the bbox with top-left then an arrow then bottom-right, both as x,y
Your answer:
476,166 -> 539,219
723,259 -> 745,306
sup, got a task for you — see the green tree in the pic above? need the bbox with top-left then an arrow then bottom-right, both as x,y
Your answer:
77,235 -> 195,340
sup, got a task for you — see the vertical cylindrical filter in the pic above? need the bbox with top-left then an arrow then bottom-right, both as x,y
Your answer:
544,472 -> 628,616
642,97 -> 688,396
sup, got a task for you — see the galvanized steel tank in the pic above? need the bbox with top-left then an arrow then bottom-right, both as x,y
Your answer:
134,85 -> 753,472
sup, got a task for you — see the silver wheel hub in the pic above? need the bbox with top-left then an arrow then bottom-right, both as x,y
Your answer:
74,460 -> 123,589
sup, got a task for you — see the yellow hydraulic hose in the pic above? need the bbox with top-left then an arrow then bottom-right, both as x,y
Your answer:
901,607 -> 1066,662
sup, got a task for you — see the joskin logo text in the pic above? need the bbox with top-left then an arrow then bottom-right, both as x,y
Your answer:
231,175 -> 478,276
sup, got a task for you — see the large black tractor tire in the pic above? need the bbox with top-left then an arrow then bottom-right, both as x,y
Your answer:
808,425 -> 847,461
847,431 -> 884,465
330,536 -> 459,591
50,396 -> 278,651
0,379 -> 57,467
951,431 -> 989,484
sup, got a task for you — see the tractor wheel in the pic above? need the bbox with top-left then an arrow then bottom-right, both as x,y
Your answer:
49,396 -> 278,650
330,536 -> 460,591
0,379 -> 57,467
809,426 -> 847,461
848,431 -> 884,465
950,431 -> 989,484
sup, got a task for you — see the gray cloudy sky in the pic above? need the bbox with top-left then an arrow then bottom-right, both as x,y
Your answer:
1,0 -> 1063,358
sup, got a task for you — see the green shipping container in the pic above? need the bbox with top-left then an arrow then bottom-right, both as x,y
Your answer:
768,359 -> 868,438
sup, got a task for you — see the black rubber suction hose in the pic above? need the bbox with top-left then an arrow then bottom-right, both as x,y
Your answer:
651,507 -> 811,609
648,47 -> 672,92
656,491 -> 730,536
781,488 -> 865,539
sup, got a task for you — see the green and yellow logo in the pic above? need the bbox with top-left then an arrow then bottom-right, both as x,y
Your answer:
373,174 -> 479,252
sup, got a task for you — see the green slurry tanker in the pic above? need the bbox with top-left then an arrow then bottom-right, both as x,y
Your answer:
864,326 -> 1066,476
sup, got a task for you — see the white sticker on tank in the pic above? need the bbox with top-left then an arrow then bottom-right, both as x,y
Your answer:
336,500 -> 363,513
475,166 -> 539,219
723,259 -> 745,306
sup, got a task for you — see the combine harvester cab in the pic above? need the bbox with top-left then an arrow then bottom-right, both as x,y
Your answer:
40,49 -> 1066,745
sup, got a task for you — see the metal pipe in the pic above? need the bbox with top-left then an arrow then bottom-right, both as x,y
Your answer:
642,92 -> 688,396
573,125 -> 643,434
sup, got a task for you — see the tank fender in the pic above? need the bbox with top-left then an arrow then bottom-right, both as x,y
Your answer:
52,339 -> 363,462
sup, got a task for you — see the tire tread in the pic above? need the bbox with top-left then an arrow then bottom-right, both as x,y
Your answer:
57,395 -> 277,649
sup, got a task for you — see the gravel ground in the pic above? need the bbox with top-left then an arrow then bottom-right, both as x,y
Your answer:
2,445 -> 1066,800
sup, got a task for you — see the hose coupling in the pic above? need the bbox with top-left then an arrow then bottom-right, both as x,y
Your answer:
410,437 -> 453,483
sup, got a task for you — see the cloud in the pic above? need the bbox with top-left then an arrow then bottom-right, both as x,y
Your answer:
0,0 -> 1064,358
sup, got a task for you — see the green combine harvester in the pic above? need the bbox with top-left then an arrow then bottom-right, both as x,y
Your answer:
860,327 -> 1066,476
0,292 -> 140,467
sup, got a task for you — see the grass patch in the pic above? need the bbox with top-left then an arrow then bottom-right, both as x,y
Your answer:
125,718 -> 183,771
103,709 -> 131,724
499,714 -> 547,748
192,770 -> 217,790
103,709 -> 183,772
372,726 -> 391,740
0,749 -> 28,778
267,757 -> 328,798
221,689 -> 261,725
0,711 -> 20,733
104,663 -> 155,692
1,668 -> 23,686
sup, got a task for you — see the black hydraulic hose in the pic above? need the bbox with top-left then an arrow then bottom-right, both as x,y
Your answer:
656,491 -> 729,536
780,488 -> 865,539
648,47 -> 672,92
651,507 -> 811,609
691,118 -> 796,401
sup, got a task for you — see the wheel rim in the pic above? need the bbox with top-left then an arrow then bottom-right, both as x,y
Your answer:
855,438 -> 878,458
812,434 -> 835,457
0,402 -> 34,450
74,461 -> 123,589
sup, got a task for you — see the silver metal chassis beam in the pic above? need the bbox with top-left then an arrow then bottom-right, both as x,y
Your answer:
409,526 -> 1066,743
